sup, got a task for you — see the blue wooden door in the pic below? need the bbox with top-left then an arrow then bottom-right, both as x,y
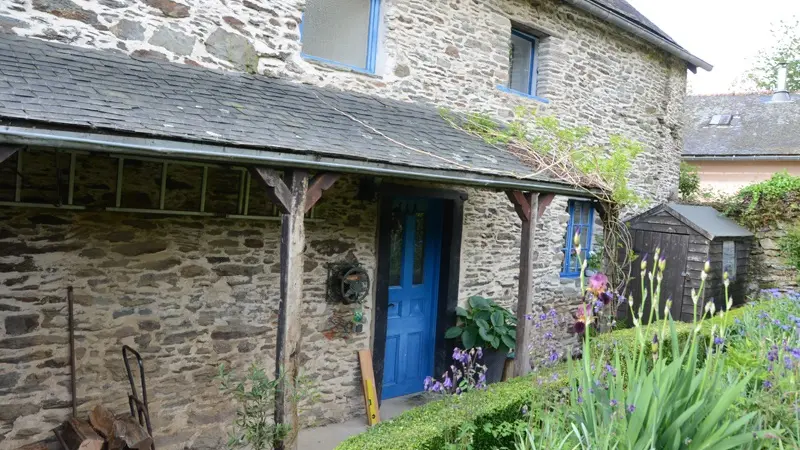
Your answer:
382,198 -> 442,399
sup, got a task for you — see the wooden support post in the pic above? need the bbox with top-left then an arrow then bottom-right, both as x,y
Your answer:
506,190 -> 553,378
274,170 -> 307,450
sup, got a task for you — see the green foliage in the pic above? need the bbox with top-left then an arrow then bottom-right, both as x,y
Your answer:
444,107 -> 645,209
725,291 -> 800,448
335,370 -> 568,450
678,162 -> 701,199
217,364 -> 315,450
779,226 -> 800,272
445,296 -> 517,352
724,171 -> 800,228
745,18 -> 800,92
335,312 -> 741,450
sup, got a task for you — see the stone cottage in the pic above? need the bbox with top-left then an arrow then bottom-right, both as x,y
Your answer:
0,0 -> 709,448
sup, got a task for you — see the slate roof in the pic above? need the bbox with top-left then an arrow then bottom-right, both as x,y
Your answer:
667,203 -> 753,239
684,94 -> 800,158
591,0 -> 677,47
0,33 -> 569,187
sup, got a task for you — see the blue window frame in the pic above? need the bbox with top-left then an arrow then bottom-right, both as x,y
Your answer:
299,0 -> 381,74
507,29 -> 538,96
562,200 -> 594,277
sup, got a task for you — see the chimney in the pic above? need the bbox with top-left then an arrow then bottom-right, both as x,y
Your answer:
769,63 -> 792,103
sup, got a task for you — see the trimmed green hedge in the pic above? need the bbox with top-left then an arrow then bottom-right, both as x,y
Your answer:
335,308 -> 747,450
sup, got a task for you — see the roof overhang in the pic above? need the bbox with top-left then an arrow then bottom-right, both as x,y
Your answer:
562,0 -> 712,72
0,123 -> 599,198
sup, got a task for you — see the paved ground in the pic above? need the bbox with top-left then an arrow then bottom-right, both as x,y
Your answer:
297,393 -> 430,449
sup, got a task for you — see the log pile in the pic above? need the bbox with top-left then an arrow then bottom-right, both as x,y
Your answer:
52,405 -> 153,450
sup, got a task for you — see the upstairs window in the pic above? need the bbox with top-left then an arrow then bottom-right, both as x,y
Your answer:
508,29 -> 538,96
562,200 -> 594,277
301,0 -> 381,73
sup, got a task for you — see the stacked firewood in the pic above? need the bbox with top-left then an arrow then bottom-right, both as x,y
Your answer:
54,405 -> 152,450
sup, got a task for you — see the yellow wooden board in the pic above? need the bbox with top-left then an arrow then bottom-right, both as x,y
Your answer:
358,349 -> 381,425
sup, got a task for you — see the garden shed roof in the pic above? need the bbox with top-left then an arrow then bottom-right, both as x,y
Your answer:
0,34 -> 593,196
663,203 -> 753,240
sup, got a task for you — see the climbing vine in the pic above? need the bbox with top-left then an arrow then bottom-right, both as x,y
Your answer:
724,171 -> 800,228
443,106 -> 647,292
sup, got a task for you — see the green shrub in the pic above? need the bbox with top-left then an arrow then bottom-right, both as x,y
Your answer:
335,311 -> 744,450
678,162 -> 701,199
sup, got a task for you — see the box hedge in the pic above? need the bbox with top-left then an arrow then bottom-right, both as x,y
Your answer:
334,308 -> 747,450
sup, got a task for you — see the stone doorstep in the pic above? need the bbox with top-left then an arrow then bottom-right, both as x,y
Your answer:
296,393 -> 431,450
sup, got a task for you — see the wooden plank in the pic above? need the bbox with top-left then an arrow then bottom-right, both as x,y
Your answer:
537,193 -> 555,218
305,173 -> 341,213
0,146 -> 19,165
274,169 -> 308,450
514,192 -> 538,377
250,167 -> 292,214
358,349 -> 381,425
505,190 -> 530,222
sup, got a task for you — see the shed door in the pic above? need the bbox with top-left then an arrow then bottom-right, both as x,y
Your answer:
628,230 -> 688,323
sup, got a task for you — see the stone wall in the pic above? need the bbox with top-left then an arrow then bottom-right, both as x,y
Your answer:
0,150 -> 377,448
748,219 -> 800,294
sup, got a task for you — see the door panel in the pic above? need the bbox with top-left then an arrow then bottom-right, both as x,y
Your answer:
382,198 -> 442,399
628,230 -> 688,323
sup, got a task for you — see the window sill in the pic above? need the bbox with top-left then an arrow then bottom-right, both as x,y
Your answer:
496,85 -> 550,104
302,54 -> 381,78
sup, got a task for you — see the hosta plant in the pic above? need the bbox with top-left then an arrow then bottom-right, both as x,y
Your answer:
445,295 -> 517,352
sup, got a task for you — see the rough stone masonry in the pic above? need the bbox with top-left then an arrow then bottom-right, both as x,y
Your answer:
0,0 -> 688,448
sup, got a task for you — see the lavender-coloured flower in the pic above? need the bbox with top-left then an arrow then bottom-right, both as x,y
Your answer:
443,375 -> 453,389
610,399 -> 618,407
713,336 -> 724,346
423,376 -> 433,390
763,380 -> 773,390
574,321 -> 586,334
627,404 -> 636,413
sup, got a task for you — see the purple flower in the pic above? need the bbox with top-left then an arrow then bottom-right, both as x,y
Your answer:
610,399 -> 618,407
627,404 -> 636,413
574,321 -> 586,334
713,336 -> 724,346
423,376 -> 433,390
525,314 -> 534,321
763,380 -> 773,390
577,396 -> 584,404
548,309 -> 557,319
443,375 -> 453,389
605,364 -> 617,377
476,347 -> 483,361
588,273 -> 609,295
544,331 -> 554,339
549,350 -> 559,363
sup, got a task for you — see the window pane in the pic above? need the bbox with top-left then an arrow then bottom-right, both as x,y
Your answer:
413,212 -> 426,284
509,33 -> 533,94
302,0 -> 371,69
722,241 -> 736,279
389,209 -> 404,286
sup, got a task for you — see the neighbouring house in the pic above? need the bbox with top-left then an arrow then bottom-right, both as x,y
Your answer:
683,75 -> 800,195
0,0 -> 708,448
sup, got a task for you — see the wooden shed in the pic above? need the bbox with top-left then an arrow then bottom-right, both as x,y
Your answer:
625,203 -> 754,323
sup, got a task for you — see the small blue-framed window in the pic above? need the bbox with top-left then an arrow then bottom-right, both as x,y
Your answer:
507,29 -> 538,96
562,200 -> 594,277
300,0 -> 381,74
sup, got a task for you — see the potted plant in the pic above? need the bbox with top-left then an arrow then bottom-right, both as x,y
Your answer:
444,295 -> 517,383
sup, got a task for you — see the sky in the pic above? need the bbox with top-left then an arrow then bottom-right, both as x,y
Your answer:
626,0 -> 800,95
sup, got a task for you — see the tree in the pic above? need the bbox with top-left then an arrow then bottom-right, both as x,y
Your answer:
746,18 -> 800,92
